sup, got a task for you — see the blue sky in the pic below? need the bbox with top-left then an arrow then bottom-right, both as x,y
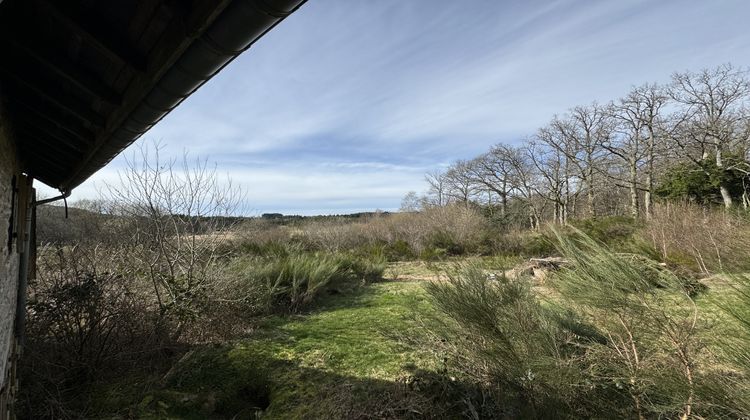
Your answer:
42,0 -> 750,215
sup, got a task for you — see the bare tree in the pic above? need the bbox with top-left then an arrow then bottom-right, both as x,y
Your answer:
605,99 -> 648,217
528,136 -> 569,224
101,141 -> 243,331
465,146 -> 516,216
503,145 -> 544,229
400,191 -> 422,212
669,64 -> 750,208
568,104 -> 612,217
631,84 -> 670,219
544,105 -> 610,218
443,160 -> 478,207
425,169 -> 448,207
414,64 -> 750,221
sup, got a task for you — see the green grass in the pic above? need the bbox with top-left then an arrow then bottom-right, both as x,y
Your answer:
107,280 -> 443,419
256,281 -> 437,379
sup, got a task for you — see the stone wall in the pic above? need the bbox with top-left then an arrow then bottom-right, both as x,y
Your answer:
0,106 -> 20,417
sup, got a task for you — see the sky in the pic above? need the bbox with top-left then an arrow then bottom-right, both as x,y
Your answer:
39,0 -> 750,215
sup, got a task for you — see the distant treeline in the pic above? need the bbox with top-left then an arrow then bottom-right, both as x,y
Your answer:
406,63 -> 750,228
260,211 -> 390,225
36,203 -> 391,245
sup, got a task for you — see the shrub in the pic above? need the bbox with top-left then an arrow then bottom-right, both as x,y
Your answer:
491,229 -> 557,257
426,263 -> 589,417
419,247 -> 448,261
551,231 -> 741,418
715,274 -> 750,414
425,232 -> 747,418
643,202 -> 750,274
383,239 -> 416,261
571,215 -> 639,246
239,253 -> 342,313
426,231 -> 465,256
230,250 -> 385,314
239,239 -> 298,258
335,252 -> 387,283
232,204 -> 488,261
19,245 -> 176,418
655,156 -> 750,205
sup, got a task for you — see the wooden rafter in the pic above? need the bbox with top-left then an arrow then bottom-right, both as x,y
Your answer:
4,94 -> 97,144
34,0 -> 148,73
12,118 -> 90,153
0,68 -> 106,127
9,39 -> 123,105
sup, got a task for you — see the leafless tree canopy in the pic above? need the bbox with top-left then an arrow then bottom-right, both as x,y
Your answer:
99,141 -> 244,320
410,64 -> 750,225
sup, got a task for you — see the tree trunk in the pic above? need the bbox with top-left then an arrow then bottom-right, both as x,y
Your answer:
553,203 -> 559,225
587,183 -> 596,218
720,185 -> 733,208
586,153 -> 596,217
644,127 -> 655,220
644,174 -> 653,219
629,160 -> 639,218
716,147 -> 733,208
500,190 -> 507,217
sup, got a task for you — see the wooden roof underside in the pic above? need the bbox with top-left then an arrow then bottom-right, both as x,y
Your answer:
0,0 -> 303,191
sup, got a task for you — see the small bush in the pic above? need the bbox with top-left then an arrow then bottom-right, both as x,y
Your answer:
491,229 -> 557,257
19,245 -> 176,418
335,252 -> 387,283
238,253 -> 342,313
383,239 -> 416,261
715,274 -> 750,414
419,247 -> 448,261
426,263 -> 588,417
552,231 -> 740,418
230,250 -> 386,314
426,231 -> 465,256
571,215 -> 639,246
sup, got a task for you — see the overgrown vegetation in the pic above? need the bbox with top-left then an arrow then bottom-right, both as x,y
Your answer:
23,195 -> 750,418
426,231 -> 749,418
18,81 -> 750,420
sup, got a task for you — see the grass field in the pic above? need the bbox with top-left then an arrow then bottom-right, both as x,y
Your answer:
99,268 -> 451,419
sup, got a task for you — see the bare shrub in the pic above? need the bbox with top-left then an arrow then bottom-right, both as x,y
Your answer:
296,220 -> 369,252
361,204 -> 487,255
233,204 -> 488,261
20,141 -> 247,416
235,218 -> 291,246
643,202 -> 750,273
20,245 -> 174,418
100,141 -> 243,325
